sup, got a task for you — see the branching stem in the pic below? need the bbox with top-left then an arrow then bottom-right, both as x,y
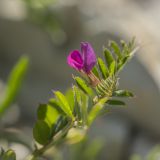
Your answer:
25,120 -> 73,160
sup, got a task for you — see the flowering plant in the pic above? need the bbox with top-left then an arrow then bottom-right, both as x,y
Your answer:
0,38 -> 138,160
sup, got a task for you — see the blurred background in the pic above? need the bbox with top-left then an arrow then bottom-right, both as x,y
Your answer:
0,0 -> 160,159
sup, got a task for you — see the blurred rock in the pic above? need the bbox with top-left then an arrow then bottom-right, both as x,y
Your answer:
0,0 -> 26,20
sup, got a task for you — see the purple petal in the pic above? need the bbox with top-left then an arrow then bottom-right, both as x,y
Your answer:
81,42 -> 97,73
67,50 -> 84,70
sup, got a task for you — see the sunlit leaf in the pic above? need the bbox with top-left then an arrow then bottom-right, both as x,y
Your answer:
73,85 -> 89,123
54,91 -> 73,118
103,48 -> 114,68
72,85 -> 82,120
65,89 -> 75,111
109,61 -> 116,75
80,93 -> 89,125
37,104 -> 59,128
49,98 -> 65,115
97,58 -> 109,79
74,77 -> 93,96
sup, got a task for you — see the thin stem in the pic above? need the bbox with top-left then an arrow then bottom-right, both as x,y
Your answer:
25,120 -> 73,160
88,72 -> 101,87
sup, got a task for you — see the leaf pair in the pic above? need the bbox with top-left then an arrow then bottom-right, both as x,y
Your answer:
93,41 -> 118,80
74,76 -> 94,96
102,38 -> 137,76
33,90 -> 75,145
96,54 -> 116,80
54,91 -> 74,119
33,104 -> 60,145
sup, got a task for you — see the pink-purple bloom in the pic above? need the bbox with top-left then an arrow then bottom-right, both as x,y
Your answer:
67,42 -> 97,74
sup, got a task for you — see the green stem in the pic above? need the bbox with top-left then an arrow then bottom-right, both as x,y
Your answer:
26,97 -> 110,159
25,120 -> 73,160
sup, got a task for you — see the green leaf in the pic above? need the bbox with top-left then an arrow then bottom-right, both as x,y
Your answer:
72,85 -> 82,120
113,90 -> 134,97
0,56 -> 29,117
92,66 -> 100,79
106,99 -> 125,105
74,77 -> 93,96
103,48 -> 114,68
73,86 -> 81,106
65,89 -> 75,111
73,85 -> 89,124
117,56 -> 129,71
118,38 -> 138,72
121,38 -> 136,56
33,120 -> 51,145
53,116 -> 69,134
80,93 -> 89,125
88,97 -> 108,125
109,41 -> 122,58
37,104 -> 59,128
109,61 -> 116,75
97,58 -> 109,79
2,149 -> 16,160
54,91 -> 73,118
49,98 -> 65,115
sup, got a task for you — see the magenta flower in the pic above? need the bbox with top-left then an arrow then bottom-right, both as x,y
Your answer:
67,42 -> 97,74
